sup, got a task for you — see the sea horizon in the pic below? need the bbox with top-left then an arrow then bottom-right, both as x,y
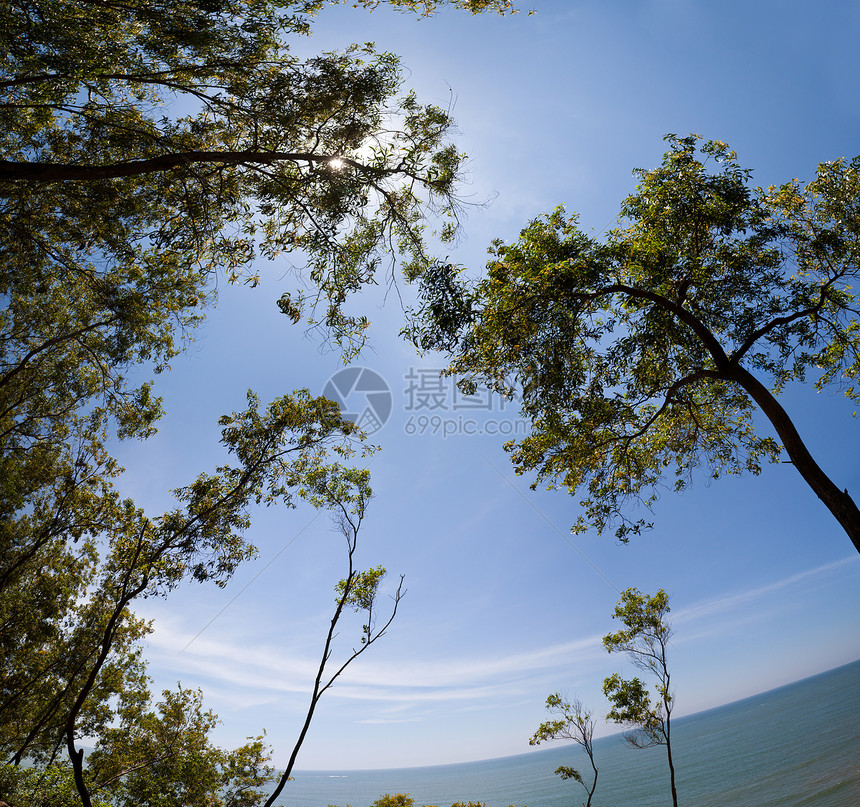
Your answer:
276,658 -> 860,807
295,659 -> 858,774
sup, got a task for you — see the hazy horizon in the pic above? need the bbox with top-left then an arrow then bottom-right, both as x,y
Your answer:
289,658 -> 860,772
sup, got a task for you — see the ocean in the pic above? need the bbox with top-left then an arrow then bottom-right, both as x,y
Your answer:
277,660 -> 860,807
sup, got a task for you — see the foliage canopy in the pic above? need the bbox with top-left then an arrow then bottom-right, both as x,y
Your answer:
416,135 -> 860,551
2,0 -> 512,355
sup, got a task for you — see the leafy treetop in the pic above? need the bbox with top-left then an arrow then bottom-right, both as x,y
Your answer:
414,135 -> 860,552
529,693 -> 598,806
1,0 -> 513,358
602,587 -> 678,806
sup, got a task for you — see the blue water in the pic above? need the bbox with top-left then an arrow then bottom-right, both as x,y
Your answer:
277,660 -> 860,806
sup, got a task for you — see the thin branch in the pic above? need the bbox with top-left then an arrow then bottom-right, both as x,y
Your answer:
730,272 -> 844,364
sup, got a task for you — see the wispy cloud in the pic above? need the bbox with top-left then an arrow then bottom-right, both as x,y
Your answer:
142,557 -> 858,714
674,556 -> 857,628
144,616 -> 605,705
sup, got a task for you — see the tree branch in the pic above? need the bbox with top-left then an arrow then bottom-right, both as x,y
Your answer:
0,151 -> 400,183
730,272 -> 843,364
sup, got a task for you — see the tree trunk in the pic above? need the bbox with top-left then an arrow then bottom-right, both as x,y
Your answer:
586,764 -> 598,807
665,736 -> 678,807
730,365 -> 860,555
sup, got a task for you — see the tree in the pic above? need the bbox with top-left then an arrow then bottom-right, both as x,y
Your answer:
359,797 -> 492,807
0,389 -> 396,807
84,687 -> 274,807
263,465 -> 405,807
2,0 -> 513,356
80,464 -> 401,807
529,694 -> 598,807
1,1 -> 512,803
371,796 -> 417,807
602,588 -> 677,807
413,135 -> 860,553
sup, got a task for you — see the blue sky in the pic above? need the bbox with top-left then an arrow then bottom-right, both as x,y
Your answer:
117,0 -> 860,770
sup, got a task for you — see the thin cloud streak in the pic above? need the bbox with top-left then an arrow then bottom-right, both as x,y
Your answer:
674,556 -> 857,627
145,618 -> 606,703
143,558 -> 858,710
